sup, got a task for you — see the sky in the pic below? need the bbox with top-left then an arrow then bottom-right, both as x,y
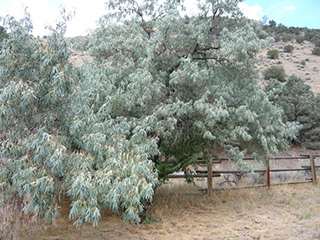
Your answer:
240,0 -> 320,29
0,0 -> 319,37
0,0 -> 107,37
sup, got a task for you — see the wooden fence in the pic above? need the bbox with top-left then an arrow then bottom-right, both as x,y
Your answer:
169,151 -> 320,194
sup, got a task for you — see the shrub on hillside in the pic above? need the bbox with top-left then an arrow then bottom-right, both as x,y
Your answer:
284,44 -> 294,53
273,35 -> 281,42
281,34 -> 292,42
257,30 -> 268,40
269,20 -> 277,28
314,39 -> 320,47
301,30 -> 320,42
303,95 -> 320,150
267,49 -> 279,59
295,35 -> 304,44
263,66 -> 286,82
312,47 -> 320,56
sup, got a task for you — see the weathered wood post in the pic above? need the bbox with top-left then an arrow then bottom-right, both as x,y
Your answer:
310,151 -> 317,184
207,157 -> 213,196
266,156 -> 270,188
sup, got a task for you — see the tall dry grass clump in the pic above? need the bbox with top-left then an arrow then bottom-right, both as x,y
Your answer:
0,196 -> 23,240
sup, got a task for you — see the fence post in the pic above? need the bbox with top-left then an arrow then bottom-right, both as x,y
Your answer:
266,156 -> 270,188
310,151 -> 317,184
207,157 -> 213,195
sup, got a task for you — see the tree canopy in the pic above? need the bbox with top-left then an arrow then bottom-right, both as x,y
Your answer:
0,0 -> 299,227
265,75 -> 320,150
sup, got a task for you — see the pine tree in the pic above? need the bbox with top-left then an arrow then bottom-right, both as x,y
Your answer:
1,0 -> 300,227
301,94 -> 320,149
265,75 -> 319,149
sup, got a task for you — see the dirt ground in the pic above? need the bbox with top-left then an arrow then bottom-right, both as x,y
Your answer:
256,40 -> 320,94
16,181 -> 320,240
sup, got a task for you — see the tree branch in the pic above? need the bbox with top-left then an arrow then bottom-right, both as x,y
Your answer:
168,61 -> 181,75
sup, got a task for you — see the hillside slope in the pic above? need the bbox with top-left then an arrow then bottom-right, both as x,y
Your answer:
256,40 -> 320,93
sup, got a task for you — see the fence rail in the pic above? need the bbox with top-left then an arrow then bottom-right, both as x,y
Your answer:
168,152 -> 320,194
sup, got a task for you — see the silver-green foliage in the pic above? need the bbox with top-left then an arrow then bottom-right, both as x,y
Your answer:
0,9 -> 74,223
0,0 -> 300,227
0,8 -> 158,227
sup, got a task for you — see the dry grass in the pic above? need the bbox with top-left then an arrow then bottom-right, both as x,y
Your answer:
0,197 -> 22,240
11,180 -> 320,240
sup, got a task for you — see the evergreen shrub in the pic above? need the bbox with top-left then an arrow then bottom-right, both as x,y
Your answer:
295,36 -> 304,44
263,66 -> 286,82
265,76 -> 320,150
282,34 -> 292,42
267,49 -> 279,59
304,31 -> 317,41
284,44 -> 294,53
274,35 -> 281,42
314,39 -> 320,47
312,47 -> 320,56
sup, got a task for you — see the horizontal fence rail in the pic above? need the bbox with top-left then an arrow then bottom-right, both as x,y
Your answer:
168,152 -> 320,194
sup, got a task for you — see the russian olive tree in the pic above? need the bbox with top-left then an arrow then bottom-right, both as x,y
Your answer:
0,0 -> 299,227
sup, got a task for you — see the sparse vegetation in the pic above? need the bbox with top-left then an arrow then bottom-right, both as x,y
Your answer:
267,49 -> 279,59
304,30 -> 320,42
282,34 -> 292,42
263,65 -> 286,82
262,20 -> 320,45
314,39 -> 320,47
312,47 -> 320,56
284,44 -> 294,53
274,35 -> 281,42
296,35 -> 305,44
